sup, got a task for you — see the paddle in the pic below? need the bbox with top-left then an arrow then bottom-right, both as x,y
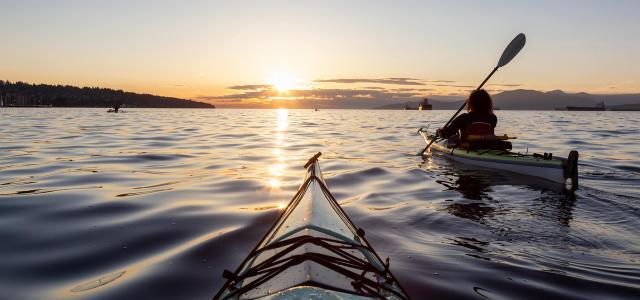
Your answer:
418,33 -> 526,156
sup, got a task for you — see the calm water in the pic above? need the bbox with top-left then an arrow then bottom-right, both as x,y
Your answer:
1,108 -> 639,300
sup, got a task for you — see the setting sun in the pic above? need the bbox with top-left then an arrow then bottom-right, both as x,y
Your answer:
268,71 -> 299,93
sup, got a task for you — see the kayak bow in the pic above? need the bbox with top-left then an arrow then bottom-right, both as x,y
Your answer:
214,152 -> 409,300
418,129 -> 579,191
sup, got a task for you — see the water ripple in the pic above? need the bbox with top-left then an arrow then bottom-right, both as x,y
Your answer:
0,108 -> 638,300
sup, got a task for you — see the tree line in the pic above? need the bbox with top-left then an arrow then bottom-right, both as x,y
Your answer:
0,80 -> 214,108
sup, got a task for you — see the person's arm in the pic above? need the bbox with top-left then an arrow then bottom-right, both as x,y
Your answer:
438,114 -> 467,138
490,114 -> 497,128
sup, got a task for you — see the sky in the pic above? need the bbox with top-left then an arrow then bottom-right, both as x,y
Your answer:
2,0 -> 639,107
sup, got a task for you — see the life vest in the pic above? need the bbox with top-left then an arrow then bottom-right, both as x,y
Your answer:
461,122 -> 494,142
460,122 -> 512,151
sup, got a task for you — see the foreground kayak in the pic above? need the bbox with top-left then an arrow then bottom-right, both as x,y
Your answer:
418,129 -> 579,191
214,153 -> 409,300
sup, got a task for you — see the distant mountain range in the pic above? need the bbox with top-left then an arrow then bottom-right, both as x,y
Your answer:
374,89 -> 640,110
0,80 -> 214,108
492,89 -> 639,110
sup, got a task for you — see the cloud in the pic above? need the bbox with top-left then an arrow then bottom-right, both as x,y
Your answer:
199,77 -> 520,108
196,86 -> 431,108
314,77 -> 425,85
487,83 -> 522,87
425,79 -> 455,83
203,88 -> 422,100
198,89 -> 277,100
389,88 -> 434,92
432,84 -> 475,88
228,84 -> 273,91
211,99 -> 243,103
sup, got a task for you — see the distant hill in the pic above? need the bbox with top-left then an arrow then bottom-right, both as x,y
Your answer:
491,89 -> 592,110
492,89 -> 640,110
0,80 -> 214,108
373,89 -> 640,110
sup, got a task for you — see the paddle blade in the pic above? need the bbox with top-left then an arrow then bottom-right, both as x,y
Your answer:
497,33 -> 526,68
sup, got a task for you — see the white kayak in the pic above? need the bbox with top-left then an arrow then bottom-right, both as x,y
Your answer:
419,129 -> 578,191
214,152 -> 409,300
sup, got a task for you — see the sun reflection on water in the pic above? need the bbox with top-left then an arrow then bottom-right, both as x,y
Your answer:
269,163 -> 285,176
276,108 -> 288,132
266,109 -> 289,191
274,133 -> 285,146
269,178 -> 281,188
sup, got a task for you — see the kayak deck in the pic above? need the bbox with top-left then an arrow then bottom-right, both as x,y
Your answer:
419,129 -> 578,190
214,153 -> 409,300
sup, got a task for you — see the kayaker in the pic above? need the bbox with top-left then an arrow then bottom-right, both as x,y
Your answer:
436,89 -> 497,145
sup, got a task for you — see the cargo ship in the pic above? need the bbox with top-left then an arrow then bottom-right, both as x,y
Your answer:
418,98 -> 433,110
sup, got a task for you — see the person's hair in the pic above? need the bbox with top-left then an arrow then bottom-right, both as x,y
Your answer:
466,89 -> 493,115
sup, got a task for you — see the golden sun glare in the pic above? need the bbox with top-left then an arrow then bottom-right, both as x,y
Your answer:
268,71 -> 299,93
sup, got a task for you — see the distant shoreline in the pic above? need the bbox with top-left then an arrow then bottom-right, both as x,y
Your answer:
0,80 -> 215,109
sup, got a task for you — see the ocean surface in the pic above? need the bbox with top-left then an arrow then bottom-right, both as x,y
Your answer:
1,108 -> 639,300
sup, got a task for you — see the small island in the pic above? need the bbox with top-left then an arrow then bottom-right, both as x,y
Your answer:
0,80 -> 214,109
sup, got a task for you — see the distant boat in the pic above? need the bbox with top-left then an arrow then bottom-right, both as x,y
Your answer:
566,101 -> 605,111
418,98 -> 433,110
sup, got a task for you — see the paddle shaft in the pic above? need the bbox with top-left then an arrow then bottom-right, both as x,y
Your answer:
419,66 -> 498,155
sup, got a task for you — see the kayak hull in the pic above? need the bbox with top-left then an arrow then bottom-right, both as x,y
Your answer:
214,153 -> 408,300
268,286 -> 375,299
433,145 -> 566,183
419,130 -> 577,188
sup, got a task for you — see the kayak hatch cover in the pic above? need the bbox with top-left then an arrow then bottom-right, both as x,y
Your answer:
213,152 -> 410,300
